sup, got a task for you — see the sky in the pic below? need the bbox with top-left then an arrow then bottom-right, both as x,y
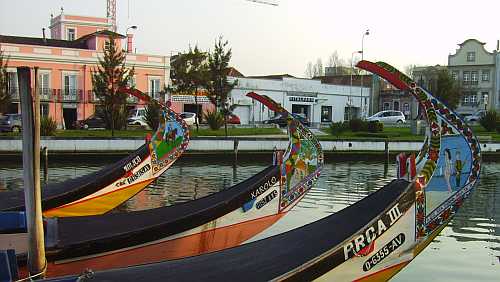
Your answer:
1,0 -> 499,77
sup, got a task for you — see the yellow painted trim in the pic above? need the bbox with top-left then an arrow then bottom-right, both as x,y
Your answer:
43,179 -> 154,217
357,262 -> 409,282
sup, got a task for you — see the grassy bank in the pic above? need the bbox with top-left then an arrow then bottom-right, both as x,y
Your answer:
0,127 -> 284,138
320,125 -> 500,142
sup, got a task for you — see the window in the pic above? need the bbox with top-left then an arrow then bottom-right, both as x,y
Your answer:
41,104 -> 49,117
321,106 -> 332,122
7,72 -> 18,98
482,70 -> 490,81
452,71 -> 459,80
470,94 -> 477,104
38,73 -> 50,99
466,52 -> 475,62
383,102 -> 390,111
471,71 -> 478,85
463,71 -> 470,84
403,103 -> 410,112
393,100 -> 400,111
63,74 -> 78,96
149,78 -> 161,99
67,28 -> 76,41
481,92 -> 488,104
463,96 -> 469,103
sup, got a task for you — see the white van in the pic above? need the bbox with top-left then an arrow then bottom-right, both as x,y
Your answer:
127,107 -> 148,127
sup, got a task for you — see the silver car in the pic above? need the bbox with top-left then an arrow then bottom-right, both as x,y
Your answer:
367,110 -> 406,124
0,114 -> 22,132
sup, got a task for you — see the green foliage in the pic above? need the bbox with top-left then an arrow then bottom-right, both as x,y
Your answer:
206,36 -> 237,109
479,110 -> 498,132
144,101 -> 161,131
435,69 -> 461,109
91,36 -> 134,135
40,116 -> 57,136
496,119 -> 500,134
330,121 -> 348,136
348,118 -> 367,132
367,121 -> 384,133
204,110 -> 224,130
0,50 -> 10,114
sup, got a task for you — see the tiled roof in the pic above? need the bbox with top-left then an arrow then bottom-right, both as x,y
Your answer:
0,30 -> 125,50
0,35 -> 88,49
246,74 -> 296,80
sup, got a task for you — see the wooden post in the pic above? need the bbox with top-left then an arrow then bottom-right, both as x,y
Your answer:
18,67 -> 46,278
42,147 -> 48,182
384,139 -> 390,163
233,138 -> 239,163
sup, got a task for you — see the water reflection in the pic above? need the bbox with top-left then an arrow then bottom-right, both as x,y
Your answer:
0,158 -> 498,280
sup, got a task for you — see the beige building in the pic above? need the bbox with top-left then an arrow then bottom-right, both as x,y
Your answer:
448,39 -> 497,115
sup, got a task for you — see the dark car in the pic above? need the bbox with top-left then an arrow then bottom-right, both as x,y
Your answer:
0,114 -> 22,132
263,113 -> 310,127
74,116 -> 106,130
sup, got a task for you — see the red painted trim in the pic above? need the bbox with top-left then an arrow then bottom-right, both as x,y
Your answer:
356,61 -> 410,91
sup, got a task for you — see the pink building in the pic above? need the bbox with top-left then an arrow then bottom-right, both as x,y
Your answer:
0,12 -> 169,128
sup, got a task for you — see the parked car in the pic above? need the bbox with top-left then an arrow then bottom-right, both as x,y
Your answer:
464,109 -> 486,123
75,116 -> 106,130
0,114 -> 22,132
366,110 -> 406,124
263,113 -> 310,127
127,106 -> 149,127
227,114 -> 241,124
180,112 -> 197,126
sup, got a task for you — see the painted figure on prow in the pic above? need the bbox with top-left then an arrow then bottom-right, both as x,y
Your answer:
444,149 -> 453,193
454,150 -> 463,188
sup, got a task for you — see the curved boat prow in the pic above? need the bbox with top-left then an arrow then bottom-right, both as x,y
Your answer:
246,91 -> 324,212
0,88 -> 189,218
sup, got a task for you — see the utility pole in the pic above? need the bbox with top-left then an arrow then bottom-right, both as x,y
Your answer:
18,67 -> 46,278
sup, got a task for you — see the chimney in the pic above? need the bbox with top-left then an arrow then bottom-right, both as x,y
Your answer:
127,34 -> 133,53
42,28 -> 46,43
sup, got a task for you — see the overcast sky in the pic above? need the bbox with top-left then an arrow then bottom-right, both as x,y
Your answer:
1,0 -> 499,77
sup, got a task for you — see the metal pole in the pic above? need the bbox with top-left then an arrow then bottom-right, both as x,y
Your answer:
18,67 -> 46,278
360,29 -> 369,118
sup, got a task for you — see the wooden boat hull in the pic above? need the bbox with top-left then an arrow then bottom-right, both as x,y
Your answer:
44,61 -> 479,282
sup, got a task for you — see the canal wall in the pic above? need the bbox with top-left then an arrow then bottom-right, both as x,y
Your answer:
0,137 -> 498,155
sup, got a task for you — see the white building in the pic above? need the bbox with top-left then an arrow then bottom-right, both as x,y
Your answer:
228,75 -> 370,126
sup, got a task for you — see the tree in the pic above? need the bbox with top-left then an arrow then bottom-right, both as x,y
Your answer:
171,45 -> 208,131
206,36 -> 236,137
92,36 -> 134,136
305,62 -> 314,78
326,51 -> 349,75
0,50 -> 10,114
313,58 -> 324,77
435,69 -> 461,109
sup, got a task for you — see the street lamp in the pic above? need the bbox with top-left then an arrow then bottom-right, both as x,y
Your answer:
360,29 -> 369,118
350,50 -> 362,121
126,25 -> 138,53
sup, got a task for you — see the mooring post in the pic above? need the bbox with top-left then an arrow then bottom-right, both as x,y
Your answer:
18,67 -> 46,278
42,147 -> 48,182
233,138 -> 239,163
384,139 -> 389,163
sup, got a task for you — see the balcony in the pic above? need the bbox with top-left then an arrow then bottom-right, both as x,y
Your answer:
6,87 -> 144,105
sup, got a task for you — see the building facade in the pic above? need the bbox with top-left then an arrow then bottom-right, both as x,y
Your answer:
0,12 -> 169,128
448,39 -> 498,115
227,75 -> 370,126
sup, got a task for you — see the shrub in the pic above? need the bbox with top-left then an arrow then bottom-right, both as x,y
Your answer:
496,119 -> 500,134
330,121 -> 348,136
204,110 -> 224,130
144,101 -> 161,131
479,110 -> 497,132
349,118 -> 368,132
41,116 -> 57,136
367,121 -> 383,133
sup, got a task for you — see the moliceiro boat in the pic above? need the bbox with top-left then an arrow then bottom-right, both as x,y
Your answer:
17,92 -> 324,278
0,88 -> 189,218
52,61 -> 479,281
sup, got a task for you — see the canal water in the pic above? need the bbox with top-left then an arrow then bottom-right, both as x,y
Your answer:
0,157 -> 498,281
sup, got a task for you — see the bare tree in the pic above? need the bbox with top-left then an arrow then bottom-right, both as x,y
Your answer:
305,61 -> 314,78
404,64 -> 417,78
313,58 -> 324,77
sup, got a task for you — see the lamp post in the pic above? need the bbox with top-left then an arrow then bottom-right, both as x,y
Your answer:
360,29 -> 369,118
126,25 -> 137,53
350,51 -> 362,121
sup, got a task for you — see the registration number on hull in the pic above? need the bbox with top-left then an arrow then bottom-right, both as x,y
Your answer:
363,233 -> 405,272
